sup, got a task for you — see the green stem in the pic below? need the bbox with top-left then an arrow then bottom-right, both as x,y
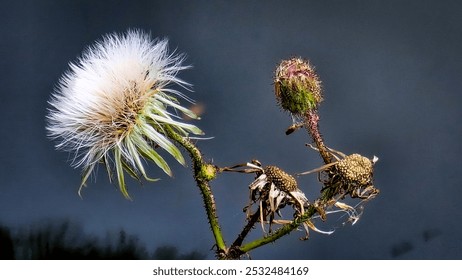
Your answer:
238,206 -> 318,253
164,125 -> 227,256
231,206 -> 262,248
238,182 -> 336,255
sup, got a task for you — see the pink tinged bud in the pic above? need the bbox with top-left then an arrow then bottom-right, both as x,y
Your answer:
274,57 -> 323,116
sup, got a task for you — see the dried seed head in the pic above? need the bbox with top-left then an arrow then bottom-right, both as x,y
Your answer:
274,57 -> 323,116
336,154 -> 374,186
46,30 -> 204,199
264,165 -> 299,192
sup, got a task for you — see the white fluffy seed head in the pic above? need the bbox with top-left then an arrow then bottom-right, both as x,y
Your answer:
47,30 -> 203,198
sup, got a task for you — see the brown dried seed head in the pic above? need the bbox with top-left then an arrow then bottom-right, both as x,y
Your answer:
264,165 -> 299,192
336,154 -> 373,186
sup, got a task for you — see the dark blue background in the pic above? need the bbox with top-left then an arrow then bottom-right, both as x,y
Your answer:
1,0 -> 461,259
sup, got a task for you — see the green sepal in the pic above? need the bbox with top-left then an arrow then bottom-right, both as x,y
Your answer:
114,147 -> 131,200
132,133 -> 173,177
78,163 -> 95,197
125,136 -> 160,182
122,160 -> 141,181
139,123 -> 186,166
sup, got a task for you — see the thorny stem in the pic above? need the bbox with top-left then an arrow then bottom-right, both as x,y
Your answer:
239,188 -> 332,254
164,123 -> 320,259
217,208 -> 262,260
231,206 -> 262,248
164,125 -> 227,257
305,110 -> 332,164
164,109 -> 359,259
240,207 -> 318,253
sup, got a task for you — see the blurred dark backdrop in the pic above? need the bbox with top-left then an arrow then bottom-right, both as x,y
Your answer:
1,0 -> 461,259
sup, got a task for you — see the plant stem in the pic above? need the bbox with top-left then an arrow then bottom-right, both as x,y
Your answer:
231,206 -> 262,248
164,125 -> 227,256
238,183 -> 335,255
239,206 -> 318,253
305,110 -> 332,164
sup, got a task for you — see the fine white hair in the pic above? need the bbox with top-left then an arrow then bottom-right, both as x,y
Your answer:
47,29 -> 202,198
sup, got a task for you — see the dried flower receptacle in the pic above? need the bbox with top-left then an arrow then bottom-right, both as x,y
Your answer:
220,161 -> 332,238
299,146 -> 379,218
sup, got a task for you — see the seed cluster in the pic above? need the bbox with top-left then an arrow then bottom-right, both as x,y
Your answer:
111,82 -> 150,139
46,31 -> 204,199
264,165 -> 299,192
336,154 -> 373,186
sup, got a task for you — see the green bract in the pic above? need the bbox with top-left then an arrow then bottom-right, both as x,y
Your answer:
274,57 -> 323,116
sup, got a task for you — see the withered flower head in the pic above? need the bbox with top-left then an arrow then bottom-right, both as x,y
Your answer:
249,165 -> 308,216
336,154 -> 374,187
263,165 -> 299,193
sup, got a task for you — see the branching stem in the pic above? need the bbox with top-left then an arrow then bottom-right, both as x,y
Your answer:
164,125 -> 227,256
239,207 -> 316,253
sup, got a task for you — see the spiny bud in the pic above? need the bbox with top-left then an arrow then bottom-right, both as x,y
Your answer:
274,57 -> 323,115
336,154 -> 374,186
264,165 -> 299,192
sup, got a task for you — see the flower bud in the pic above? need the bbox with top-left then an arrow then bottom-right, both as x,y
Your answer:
274,58 -> 323,115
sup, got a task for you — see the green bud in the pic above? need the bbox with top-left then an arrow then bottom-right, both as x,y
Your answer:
199,164 -> 217,181
274,58 -> 323,115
